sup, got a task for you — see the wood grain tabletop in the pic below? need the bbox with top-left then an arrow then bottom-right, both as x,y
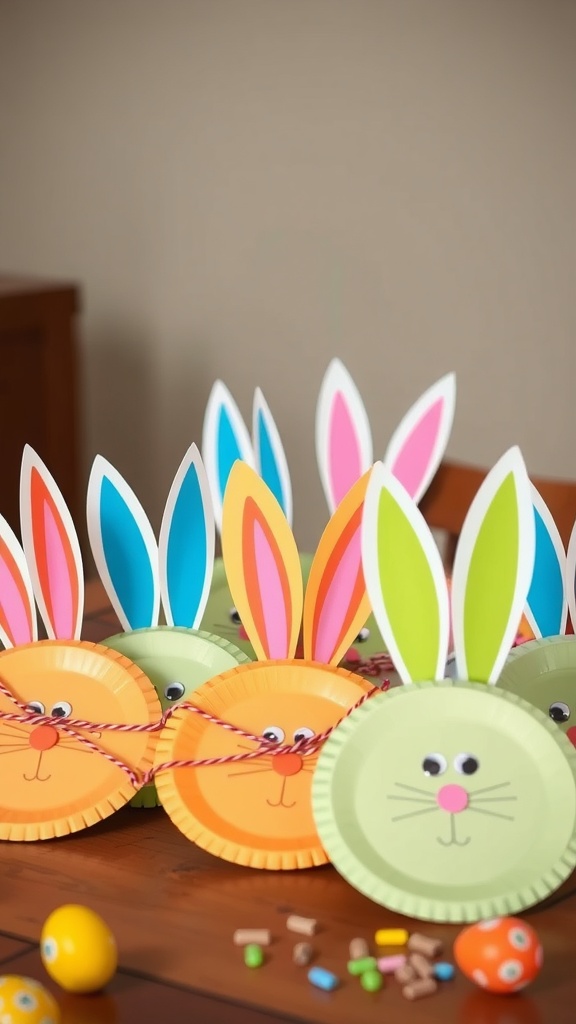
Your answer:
0,580 -> 573,1023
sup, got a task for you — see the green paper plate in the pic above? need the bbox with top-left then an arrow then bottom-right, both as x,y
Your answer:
312,680 -> 576,922
103,626 -> 251,807
499,635 -> 576,747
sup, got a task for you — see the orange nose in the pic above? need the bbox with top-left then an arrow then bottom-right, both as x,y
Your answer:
272,753 -> 303,776
29,725 -> 59,751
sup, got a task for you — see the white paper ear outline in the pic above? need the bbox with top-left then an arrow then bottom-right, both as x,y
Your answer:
159,443 -> 215,629
525,483 -> 568,639
202,380 -> 254,534
361,462 -> 450,685
383,372 -> 456,505
87,454 -> 160,633
451,446 -> 535,684
566,518 -> 576,633
252,387 -> 293,527
315,358 -> 373,514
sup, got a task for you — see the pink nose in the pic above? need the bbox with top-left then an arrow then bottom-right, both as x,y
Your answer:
343,647 -> 359,664
567,726 -> 576,747
436,783 -> 469,814
239,625 -> 249,640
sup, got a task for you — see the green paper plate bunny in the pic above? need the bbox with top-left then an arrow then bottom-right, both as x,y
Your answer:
87,443 -> 250,808
313,447 -> 576,922
498,485 -> 576,746
201,362 -> 456,678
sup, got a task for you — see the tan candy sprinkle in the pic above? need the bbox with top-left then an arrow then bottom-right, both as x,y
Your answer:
349,937 -> 370,960
409,953 -> 434,979
395,963 -> 416,985
407,932 -> 444,958
286,915 -> 318,936
293,941 -> 314,966
233,929 -> 271,947
403,978 -> 438,1001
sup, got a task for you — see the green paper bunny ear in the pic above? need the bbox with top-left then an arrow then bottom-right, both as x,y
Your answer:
361,462 -> 450,684
451,446 -> 535,684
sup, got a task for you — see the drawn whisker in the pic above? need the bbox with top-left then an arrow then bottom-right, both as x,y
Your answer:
393,782 -> 436,798
0,723 -> 29,737
471,796 -> 517,804
387,795 -> 436,805
391,806 -> 440,823
467,806 -> 515,822
469,782 -> 511,797
228,767 -> 274,778
0,745 -> 30,755
0,730 -> 29,741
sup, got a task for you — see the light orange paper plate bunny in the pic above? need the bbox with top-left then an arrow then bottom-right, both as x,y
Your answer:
153,461 -> 376,869
0,445 -> 160,841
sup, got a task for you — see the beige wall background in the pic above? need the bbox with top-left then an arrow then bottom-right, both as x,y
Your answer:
0,0 -> 574,548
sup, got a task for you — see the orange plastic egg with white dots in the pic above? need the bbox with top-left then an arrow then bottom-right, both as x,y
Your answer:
454,917 -> 543,994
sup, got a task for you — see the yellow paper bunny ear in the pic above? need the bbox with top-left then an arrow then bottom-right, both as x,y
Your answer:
221,461 -> 303,660
302,472 -> 371,665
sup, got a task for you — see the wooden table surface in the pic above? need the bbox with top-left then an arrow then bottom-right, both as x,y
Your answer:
1,580 -> 574,1024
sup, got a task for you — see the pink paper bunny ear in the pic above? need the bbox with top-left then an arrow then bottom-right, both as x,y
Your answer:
0,512 -> 37,648
303,472 -> 371,665
20,445 -> 84,640
222,461 -> 303,661
383,372 -> 456,505
315,359 -> 373,514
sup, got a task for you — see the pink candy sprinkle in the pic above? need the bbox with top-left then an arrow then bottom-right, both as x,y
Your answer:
378,955 -> 407,974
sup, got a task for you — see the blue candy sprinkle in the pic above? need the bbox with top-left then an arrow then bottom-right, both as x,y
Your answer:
308,966 -> 339,991
433,962 -> 455,981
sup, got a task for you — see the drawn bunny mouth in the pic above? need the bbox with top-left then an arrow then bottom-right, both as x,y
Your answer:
437,814 -> 470,846
23,752 -> 51,783
267,778 -> 297,809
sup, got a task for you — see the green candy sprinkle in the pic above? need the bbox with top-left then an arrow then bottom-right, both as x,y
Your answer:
347,956 -> 377,976
361,969 -> 383,992
244,943 -> 264,968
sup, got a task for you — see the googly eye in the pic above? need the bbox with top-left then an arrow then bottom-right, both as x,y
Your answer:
293,726 -> 315,742
422,753 -> 447,776
27,701 -> 45,715
355,627 -> 370,643
262,725 -> 285,744
164,681 -> 186,702
51,701 -> 72,719
229,607 -> 242,625
453,752 -> 479,775
549,701 -> 570,723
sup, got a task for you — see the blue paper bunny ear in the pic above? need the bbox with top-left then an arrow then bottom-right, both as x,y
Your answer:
87,455 -> 160,632
202,380 -> 254,533
158,443 -> 215,628
524,484 -> 567,639
252,387 -> 293,527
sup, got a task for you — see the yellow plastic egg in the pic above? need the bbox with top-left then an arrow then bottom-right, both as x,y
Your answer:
40,904 -> 117,994
0,975 -> 60,1023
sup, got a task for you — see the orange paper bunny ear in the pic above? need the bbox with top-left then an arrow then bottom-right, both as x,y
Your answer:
20,445 -> 84,640
222,461 -> 302,660
302,472 -> 371,665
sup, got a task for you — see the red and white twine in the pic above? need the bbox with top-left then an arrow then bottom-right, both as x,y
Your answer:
0,674 -> 389,790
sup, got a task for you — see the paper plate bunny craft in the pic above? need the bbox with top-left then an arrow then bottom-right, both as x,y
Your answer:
498,485 -> 576,745
312,447 -> 576,922
0,445 -> 161,841
153,461 -> 375,870
87,442 -> 251,808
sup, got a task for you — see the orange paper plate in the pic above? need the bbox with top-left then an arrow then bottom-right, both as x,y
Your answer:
154,660 -> 371,869
0,640 -> 161,841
